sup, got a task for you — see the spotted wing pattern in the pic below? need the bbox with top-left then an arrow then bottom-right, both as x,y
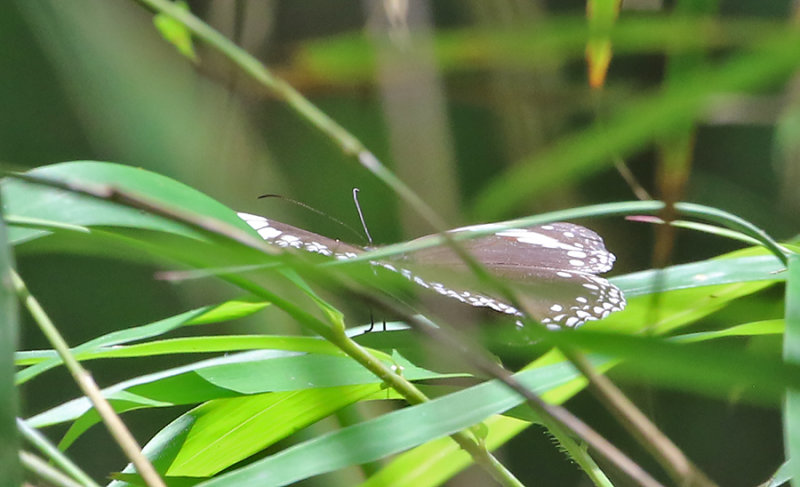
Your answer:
399,222 -> 626,327
238,212 -> 362,260
238,212 -> 626,328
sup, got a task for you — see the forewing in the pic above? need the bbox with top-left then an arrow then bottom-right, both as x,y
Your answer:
238,212 -> 363,259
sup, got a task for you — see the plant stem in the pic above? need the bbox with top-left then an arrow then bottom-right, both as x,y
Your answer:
561,349 -> 717,487
329,324 -> 524,487
11,270 -> 166,487
221,272 -> 525,486
131,0 -> 452,236
383,307 -> 666,487
17,418 -> 100,487
20,451 -> 84,487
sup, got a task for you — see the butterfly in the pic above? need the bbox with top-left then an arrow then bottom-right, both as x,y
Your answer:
237,212 -> 626,328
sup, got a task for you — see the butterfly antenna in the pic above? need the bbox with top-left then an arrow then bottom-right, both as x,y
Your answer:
258,193 -> 365,243
353,188 -> 373,245
353,188 -> 386,333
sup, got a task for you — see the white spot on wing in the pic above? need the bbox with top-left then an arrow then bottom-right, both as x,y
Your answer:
497,229 -> 582,251
258,227 -> 282,240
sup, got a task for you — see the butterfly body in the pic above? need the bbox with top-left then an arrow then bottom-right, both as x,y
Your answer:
238,212 -> 626,328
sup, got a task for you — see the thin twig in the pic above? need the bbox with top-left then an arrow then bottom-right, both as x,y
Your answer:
129,0 -> 461,252
560,349 -> 717,487
11,270 -> 166,487
613,156 -> 652,200
360,294 -> 666,487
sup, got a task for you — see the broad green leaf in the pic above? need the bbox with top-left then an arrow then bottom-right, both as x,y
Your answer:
168,384 -> 381,476
612,253 -> 784,298
109,385 -> 384,486
607,279 -> 776,336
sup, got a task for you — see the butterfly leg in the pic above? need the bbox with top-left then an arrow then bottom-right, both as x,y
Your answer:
364,310 -> 376,334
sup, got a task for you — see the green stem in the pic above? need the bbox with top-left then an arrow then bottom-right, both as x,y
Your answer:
560,349 -> 717,487
17,418 -> 100,487
20,451 -> 84,487
131,0 -> 452,234
221,272 -> 524,486
11,270 -> 166,487
538,412 -> 614,487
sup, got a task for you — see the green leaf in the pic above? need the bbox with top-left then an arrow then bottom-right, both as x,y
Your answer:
298,17 -> 784,83
0,193 -> 21,484
185,296 -> 270,325
358,414 -> 531,487
783,254 -> 800,485
2,161 -> 251,245
15,298 -> 269,383
109,385 -> 384,485
676,319 -> 784,343
195,359 -> 590,487
153,1 -> 198,62
27,350 -> 455,429
20,335 -> 347,365
766,459 -> 791,487
612,252 -> 784,298
168,385 -> 381,476
109,413 -> 198,487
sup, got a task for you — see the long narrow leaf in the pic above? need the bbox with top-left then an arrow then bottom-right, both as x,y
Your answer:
783,254 -> 800,484
0,192 -> 21,484
28,350 -> 454,429
15,299 -> 268,383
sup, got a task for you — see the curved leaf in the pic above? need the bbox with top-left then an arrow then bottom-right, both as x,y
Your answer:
27,350 -> 453,429
2,161 -> 251,245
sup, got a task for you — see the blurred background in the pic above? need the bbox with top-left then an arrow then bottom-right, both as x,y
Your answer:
3,0 -> 798,485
